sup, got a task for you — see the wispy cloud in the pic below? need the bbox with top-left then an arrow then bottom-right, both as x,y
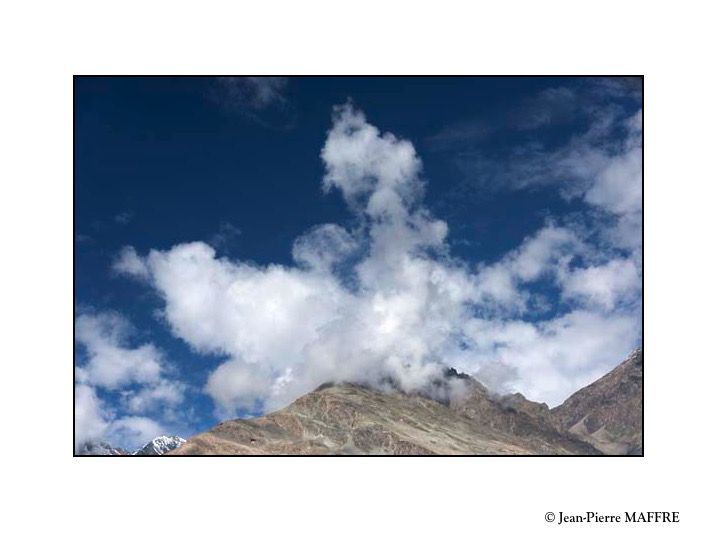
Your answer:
209,221 -> 243,252
427,82 -> 610,151
112,246 -> 151,280
426,119 -> 494,150
209,76 -> 296,129
432,79 -> 642,258
75,233 -> 93,244
432,79 -> 640,190
511,86 -> 581,130
113,211 -> 134,225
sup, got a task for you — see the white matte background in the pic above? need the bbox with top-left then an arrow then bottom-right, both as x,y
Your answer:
1,1 -> 718,538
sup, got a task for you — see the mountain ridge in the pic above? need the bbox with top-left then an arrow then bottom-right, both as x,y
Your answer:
170,349 -> 642,455
551,349 -> 643,454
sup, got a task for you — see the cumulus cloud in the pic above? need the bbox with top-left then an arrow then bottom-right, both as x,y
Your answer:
475,224 -> 581,312
321,105 -> 424,219
74,312 -> 186,450
74,383 -> 170,451
105,416 -> 167,450
584,146 -> 642,215
74,384 -> 109,451
559,258 -> 641,311
115,103 -> 641,416
122,380 -> 186,415
453,309 -> 640,405
75,312 -> 164,388
292,224 -> 358,273
475,224 -> 641,314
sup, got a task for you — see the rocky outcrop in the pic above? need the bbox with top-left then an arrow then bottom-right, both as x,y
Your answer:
551,349 -> 643,455
171,377 -> 601,456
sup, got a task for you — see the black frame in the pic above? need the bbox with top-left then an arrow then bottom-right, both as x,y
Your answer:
73,75 -> 644,457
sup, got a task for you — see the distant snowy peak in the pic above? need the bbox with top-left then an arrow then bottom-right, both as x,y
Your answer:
78,440 -> 129,456
77,435 -> 186,456
133,435 -> 186,456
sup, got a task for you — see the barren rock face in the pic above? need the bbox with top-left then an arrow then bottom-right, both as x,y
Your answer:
170,350 -> 642,456
171,383 -> 585,456
551,349 -> 643,455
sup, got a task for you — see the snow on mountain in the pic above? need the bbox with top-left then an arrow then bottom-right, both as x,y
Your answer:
77,435 -> 186,456
132,435 -> 186,456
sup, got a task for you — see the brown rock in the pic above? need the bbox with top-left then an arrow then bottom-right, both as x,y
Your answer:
551,349 -> 643,455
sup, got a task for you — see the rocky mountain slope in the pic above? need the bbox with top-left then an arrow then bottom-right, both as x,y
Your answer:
171,383 -> 596,455
170,350 -> 643,456
551,349 -> 643,455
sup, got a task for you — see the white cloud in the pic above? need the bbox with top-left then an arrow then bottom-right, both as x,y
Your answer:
115,104 -> 641,416
74,384 -> 109,451
444,86 -> 642,253
145,242 -> 348,363
74,383 -> 172,451
321,104 -> 423,220
112,246 -> 150,280
75,312 -> 163,389
105,416 -> 167,450
292,224 -> 358,273
74,312 -> 186,449
206,360 -> 275,412
507,226 -> 579,281
455,309 -> 640,405
122,380 -> 186,414
560,258 -> 641,310
584,146 -> 642,216
475,224 -> 581,311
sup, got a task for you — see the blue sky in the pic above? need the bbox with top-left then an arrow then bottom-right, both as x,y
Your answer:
74,76 -> 642,449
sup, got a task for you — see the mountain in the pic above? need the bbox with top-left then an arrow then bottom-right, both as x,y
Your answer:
171,350 -> 643,456
77,435 -> 186,456
132,435 -> 186,456
77,440 -> 129,456
171,382 -> 598,455
551,348 -> 643,455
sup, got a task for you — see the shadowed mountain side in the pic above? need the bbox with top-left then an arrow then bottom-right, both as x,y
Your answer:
171,379 -> 600,456
551,349 -> 643,455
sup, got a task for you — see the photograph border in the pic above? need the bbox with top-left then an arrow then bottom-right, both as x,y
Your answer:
73,75 -> 644,457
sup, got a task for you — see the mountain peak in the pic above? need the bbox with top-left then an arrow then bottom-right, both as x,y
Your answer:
77,440 -> 129,456
133,435 -> 186,456
551,348 -> 643,454
171,374 -> 601,455
77,435 -> 186,456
